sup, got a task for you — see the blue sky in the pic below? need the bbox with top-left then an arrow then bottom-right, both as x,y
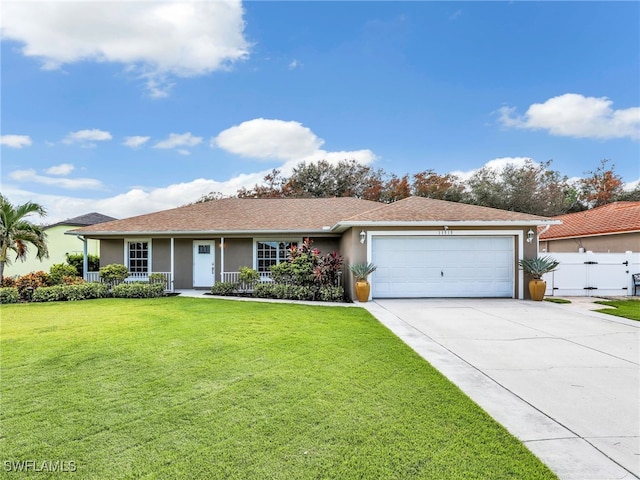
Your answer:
1,1 -> 639,223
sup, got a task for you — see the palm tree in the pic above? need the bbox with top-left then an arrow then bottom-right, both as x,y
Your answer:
0,195 -> 49,280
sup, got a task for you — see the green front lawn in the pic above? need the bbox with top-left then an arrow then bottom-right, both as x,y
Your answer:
1,298 -> 556,479
594,298 -> 640,321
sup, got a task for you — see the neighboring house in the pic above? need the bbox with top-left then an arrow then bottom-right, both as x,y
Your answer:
5,212 -> 117,278
70,197 -> 557,300
539,202 -> 640,253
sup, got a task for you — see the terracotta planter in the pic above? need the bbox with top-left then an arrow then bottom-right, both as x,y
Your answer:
528,279 -> 546,301
354,280 -> 371,302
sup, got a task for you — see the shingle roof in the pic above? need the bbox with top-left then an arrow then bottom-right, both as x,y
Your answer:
47,212 -> 117,228
72,197 -> 556,236
340,196 -> 555,224
539,201 -> 640,240
72,198 -> 381,234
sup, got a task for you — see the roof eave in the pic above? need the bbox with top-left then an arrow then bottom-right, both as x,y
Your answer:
331,219 -> 561,232
67,228 -> 338,237
540,229 -> 640,241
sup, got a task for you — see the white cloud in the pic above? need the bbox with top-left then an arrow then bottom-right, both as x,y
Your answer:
1,1 -> 250,97
498,93 -> 640,140
154,132 -> 203,149
45,163 -> 74,175
0,134 -> 32,148
451,157 -> 534,181
288,59 -> 303,70
123,136 -> 151,148
212,118 -> 325,161
63,129 -> 112,145
9,169 -> 104,190
1,170 -> 269,224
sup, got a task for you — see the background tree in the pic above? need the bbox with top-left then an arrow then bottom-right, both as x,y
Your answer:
0,195 -> 49,280
579,159 -> 624,208
412,170 -> 465,201
283,160 -> 385,199
616,184 -> 640,202
465,160 -> 572,216
378,174 -> 411,203
237,169 -> 287,198
191,191 -> 228,204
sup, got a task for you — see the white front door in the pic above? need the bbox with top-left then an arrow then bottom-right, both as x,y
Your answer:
193,241 -> 216,287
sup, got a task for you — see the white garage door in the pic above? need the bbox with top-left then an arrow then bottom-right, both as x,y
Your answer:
371,236 -> 514,298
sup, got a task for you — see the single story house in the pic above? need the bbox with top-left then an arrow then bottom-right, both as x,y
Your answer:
539,201 -> 640,253
70,196 -> 558,300
5,212 -> 116,277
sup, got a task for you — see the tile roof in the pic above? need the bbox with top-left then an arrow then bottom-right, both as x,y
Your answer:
72,197 -> 381,234
72,196 -> 555,236
47,212 -> 117,228
539,201 -> 640,240
341,196 -> 555,223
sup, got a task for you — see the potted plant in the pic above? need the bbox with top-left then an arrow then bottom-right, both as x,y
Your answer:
348,262 -> 377,302
518,255 -> 559,301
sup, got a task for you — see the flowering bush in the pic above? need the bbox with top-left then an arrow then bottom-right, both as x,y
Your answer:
270,239 -> 343,287
15,271 -> 52,300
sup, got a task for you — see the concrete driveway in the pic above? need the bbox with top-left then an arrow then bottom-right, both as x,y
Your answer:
364,299 -> 640,480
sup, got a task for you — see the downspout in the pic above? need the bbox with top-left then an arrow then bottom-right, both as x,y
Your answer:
538,225 -> 551,252
76,235 -> 88,281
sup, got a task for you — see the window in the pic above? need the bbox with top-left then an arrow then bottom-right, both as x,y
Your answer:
198,245 -> 211,254
256,241 -> 297,273
128,241 -> 149,273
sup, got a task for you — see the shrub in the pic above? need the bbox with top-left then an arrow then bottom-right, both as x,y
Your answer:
66,253 -> 100,276
61,275 -> 85,285
148,273 -> 167,285
238,267 -> 260,289
32,285 -> 66,302
112,283 -> 165,298
253,283 -> 275,298
99,264 -> 129,285
16,271 -> 51,300
64,283 -> 109,301
269,239 -> 343,288
50,263 -> 80,284
210,282 -> 238,296
0,287 -> 19,304
319,285 -> 345,302
1,277 -> 16,288
30,283 -> 110,302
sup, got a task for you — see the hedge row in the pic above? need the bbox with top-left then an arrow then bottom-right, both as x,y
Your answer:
211,282 -> 345,302
0,282 -> 166,304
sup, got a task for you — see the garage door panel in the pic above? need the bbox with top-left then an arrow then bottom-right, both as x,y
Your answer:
371,236 -> 513,298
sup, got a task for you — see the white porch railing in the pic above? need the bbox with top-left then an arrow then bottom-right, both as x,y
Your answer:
221,271 -> 272,291
221,271 -> 273,284
86,271 -> 173,292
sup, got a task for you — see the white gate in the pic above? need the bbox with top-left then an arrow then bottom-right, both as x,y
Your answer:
543,252 -> 640,297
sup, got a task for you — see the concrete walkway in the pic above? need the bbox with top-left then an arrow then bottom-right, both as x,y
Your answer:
363,299 -> 640,480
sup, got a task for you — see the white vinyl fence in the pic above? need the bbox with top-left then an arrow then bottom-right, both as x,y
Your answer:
543,252 -> 640,297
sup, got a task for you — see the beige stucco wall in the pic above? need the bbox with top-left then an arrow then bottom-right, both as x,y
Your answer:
88,227 -> 543,299
222,238 -> 253,272
99,239 -> 125,267
4,225 -> 101,277
541,232 -> 639,253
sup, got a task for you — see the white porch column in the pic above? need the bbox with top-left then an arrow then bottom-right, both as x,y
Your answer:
220,237 -> 225,282
77,235 -> 88,281
170,237 -> 175,292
